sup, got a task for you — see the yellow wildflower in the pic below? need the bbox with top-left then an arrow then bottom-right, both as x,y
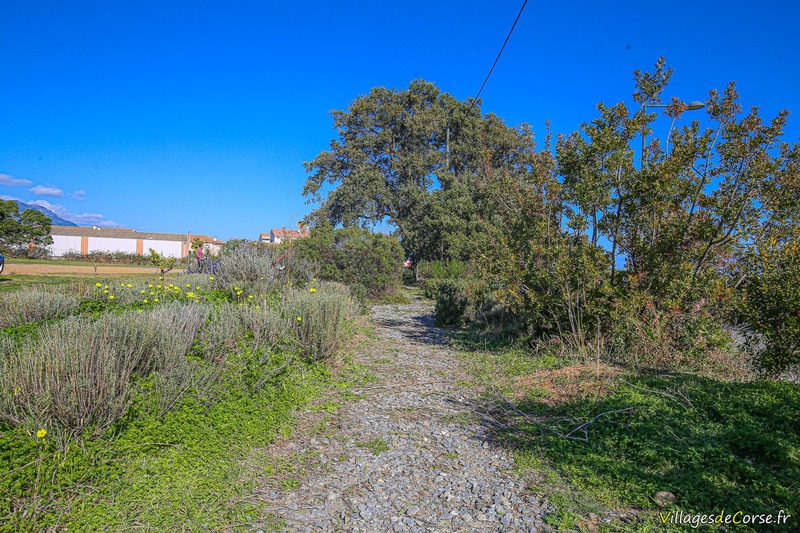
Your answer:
148,284 -> 154,288
154,298 -> 159,303
140,290 -> 146,294
297,316 -> 302,322
209,276 -> 215,281
95,282 -> 102,288
186,283 -> 191,288
143,299 -> 149,304
36,428 -> 47,439
310,287 -> 317,293
108,295 -> 115,300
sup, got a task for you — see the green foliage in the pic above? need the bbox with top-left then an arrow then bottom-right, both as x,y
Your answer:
0,199 -> 53,253
740,233 -> 800,376
356,438 -> 389,456
434,279 -> 470,327
295,224 -> 404,297
416,259 -> 469,281
0,362 -> 331,532
503,374 -> 800,530
0,305 -> 212,441
302,80 -> 536,263
148,248 -> 178,276
0,262 -> 360,528
62,249 -> 152,265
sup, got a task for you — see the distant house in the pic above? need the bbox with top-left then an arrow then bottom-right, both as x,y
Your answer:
260,226 -> 310,245
192,235 -> 225,256
48,226 -> 225,258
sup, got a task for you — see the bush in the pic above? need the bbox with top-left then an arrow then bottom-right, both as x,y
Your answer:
434,280 -> 470,327
60,250 -> 151,265
0,287 -> 82,327
420,278 -> 442,300
281,282 -> 359,361
1,313 -> 157,439
0,304 -> 213,440
416,260 -> 470,281
295,224 -> 404,297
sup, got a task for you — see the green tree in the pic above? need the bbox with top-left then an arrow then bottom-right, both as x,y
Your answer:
303,79 -> 537,262
0,200 -> 53,253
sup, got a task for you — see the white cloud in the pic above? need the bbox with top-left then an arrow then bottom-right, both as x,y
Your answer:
29,199 -> 119,227
0,173 -> 33,187
30,185 -> 65,197
72,189 -> 87,200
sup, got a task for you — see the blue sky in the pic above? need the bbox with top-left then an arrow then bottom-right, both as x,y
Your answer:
2,0 -> 798,242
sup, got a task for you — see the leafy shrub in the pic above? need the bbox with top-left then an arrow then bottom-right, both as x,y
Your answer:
740,235 -> 800,377
295,224 -> 404,297
60,250 -> 151,265
0,287 -> 81,327
434,280 -> 470,327
416,260 -> 470,281
605,289 -> 741,374
420,278 -> 442,300
195,303 -> 247,361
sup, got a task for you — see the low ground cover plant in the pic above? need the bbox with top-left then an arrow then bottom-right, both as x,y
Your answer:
0,255 -> 359,530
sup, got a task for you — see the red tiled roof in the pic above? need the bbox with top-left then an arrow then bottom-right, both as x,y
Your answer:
271,228 -> 309,239
192,234 -> 225,244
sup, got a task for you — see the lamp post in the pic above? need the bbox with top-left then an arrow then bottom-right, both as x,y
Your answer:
641,100 -> 704,166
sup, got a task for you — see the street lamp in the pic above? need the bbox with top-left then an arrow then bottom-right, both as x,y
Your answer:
641,100 -> 705,165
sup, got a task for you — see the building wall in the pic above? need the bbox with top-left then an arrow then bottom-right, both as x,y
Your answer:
87,237 -> 137,254
49,235 -> 82,256
143,240 -> 183,258
48,235 -> 185,258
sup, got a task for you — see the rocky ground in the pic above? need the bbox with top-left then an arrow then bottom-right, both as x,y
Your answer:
254,295 -> 554,532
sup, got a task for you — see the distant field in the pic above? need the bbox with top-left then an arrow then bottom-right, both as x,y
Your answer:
0,261 -> 186,292
2,260 -> 184,276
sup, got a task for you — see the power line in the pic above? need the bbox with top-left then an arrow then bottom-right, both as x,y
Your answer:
468,0 -> 529,113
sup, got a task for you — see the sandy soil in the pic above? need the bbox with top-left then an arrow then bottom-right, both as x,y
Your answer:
1,262 -> 185,276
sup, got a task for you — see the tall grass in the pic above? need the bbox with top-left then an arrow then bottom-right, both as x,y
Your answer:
0,287 -> 82,327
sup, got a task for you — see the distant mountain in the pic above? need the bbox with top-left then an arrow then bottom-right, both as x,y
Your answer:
12,200 -> 77,226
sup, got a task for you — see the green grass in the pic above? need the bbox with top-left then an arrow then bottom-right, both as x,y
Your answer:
357,438 -> 390,456
456,325 -> 800,531
488,369 -> 800,530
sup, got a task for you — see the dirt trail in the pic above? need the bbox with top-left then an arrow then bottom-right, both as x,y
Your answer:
2,262 -> 182,276
252,295 -> 552,532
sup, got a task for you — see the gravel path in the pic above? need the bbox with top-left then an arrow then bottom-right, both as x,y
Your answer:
255,297 -> 552,532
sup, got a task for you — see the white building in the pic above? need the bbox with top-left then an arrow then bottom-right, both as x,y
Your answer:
48,226 -> 223,258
